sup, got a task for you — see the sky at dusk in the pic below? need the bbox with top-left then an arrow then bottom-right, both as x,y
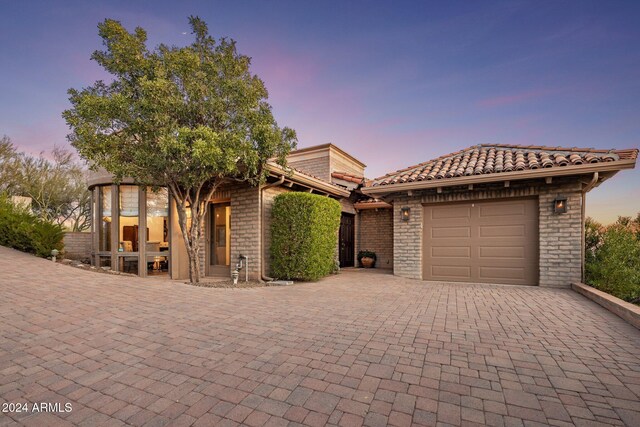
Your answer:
1,0 -> 638,223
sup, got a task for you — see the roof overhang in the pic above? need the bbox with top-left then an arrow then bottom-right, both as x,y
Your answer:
362,159 -> 637,197
354,201 -> 393,210
266,164 -> 350,198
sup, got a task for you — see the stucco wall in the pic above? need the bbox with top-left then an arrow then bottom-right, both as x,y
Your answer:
391,180 -> 584,287
358,209 -> 394,269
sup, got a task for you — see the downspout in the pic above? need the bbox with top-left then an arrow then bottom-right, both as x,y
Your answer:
581,172 -> 598,282
260,175 -> 285,281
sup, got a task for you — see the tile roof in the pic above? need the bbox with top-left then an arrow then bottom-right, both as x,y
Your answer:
369,144 -> 638,187
331,171 -> 365,185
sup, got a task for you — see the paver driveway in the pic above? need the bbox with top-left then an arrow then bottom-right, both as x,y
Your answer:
1,246 -> 639,427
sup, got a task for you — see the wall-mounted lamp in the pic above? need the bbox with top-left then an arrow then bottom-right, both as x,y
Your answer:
401,207 -> 411,221
553,195 -> 568,214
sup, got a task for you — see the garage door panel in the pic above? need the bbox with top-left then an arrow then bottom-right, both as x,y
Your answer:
431,206 -> 471,219
424,199 -> 538,285
431,226 -> 471,238
479,225 -> 525,238
431,265 -> 471,279
432,247 -> 471,258
479,246 -> 525,259
478,203 -> 525,217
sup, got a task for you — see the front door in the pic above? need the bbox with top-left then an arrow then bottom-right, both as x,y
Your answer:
339,213 -> 355,267
209,203 -> 231,275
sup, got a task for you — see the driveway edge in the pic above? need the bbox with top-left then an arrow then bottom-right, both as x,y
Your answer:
572,282 -> 640,329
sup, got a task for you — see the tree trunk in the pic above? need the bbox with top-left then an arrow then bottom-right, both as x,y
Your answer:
187,244 -> 200,283
170,184 -> 217,284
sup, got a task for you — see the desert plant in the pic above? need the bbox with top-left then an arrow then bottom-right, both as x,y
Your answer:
270,192 -> 341,281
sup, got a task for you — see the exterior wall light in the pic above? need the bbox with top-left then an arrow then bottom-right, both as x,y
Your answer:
553,195 -> 568,214
401,207 -> 411,221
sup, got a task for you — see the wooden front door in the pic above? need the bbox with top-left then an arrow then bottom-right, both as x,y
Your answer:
339,213 -> 355,267
209,202 -> 231,276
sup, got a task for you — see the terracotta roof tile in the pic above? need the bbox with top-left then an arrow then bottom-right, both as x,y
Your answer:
331,171 -> 365,185
369,144 -> 638,187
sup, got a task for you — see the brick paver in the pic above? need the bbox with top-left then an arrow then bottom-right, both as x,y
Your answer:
1,246 -> 639,426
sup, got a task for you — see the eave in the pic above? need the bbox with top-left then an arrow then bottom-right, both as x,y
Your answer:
266,164 -> 350,198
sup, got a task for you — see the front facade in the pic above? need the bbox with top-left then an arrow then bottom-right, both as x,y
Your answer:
88,144 -> 355,280
88,143 -> 637,287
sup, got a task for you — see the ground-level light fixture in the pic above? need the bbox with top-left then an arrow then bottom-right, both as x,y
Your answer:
553,195 -> 568,214
401,207 -> 411,221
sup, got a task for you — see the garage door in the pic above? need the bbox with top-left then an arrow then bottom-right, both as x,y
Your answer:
423,199 -> 538,285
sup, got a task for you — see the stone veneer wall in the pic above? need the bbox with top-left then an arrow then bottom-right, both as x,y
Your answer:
288,157 -> 331,182
538,182 -> 583,287
391,180 -> 584,287
331,154 -> 364,178
358,209 -> 394,269
392,195 -> 424,279
230,184 -> 261,280
63,232 -> 92,261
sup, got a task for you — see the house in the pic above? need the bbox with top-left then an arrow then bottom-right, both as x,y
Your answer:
87,143 -> 638,287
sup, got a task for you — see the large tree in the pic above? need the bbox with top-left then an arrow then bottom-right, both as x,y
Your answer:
63,17 -> 297,282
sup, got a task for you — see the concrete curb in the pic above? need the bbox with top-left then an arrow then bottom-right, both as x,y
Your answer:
572,282 -> 640,330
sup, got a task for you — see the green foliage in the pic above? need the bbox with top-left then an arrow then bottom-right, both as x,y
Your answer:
0,135 -> 21,195
0,137 -> 91,232
270,192 -> 341,281
585,215 -> 640,304
357,250 -> 377,266
63,16 -> 296,282
0,195 -> 64,258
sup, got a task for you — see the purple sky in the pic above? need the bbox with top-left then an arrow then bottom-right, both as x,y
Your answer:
1,0 -> 638,223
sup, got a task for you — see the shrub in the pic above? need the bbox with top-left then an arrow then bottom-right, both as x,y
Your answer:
270,192 -> 341,281
0,195 -> 64,258
585,220 -> 640,304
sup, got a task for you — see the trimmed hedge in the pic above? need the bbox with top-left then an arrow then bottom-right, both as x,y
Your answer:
270,192 -> 341,281
0,195 -> 64,258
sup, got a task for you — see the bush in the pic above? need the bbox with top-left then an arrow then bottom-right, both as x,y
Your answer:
270,192 -> 341,281
585,219 -> 640,304
0,195 -> 64,258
